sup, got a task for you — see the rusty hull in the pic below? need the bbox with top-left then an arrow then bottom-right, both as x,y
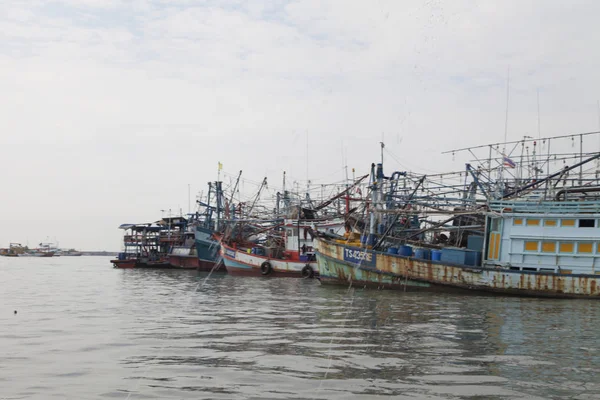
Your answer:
315,239 -> 600,299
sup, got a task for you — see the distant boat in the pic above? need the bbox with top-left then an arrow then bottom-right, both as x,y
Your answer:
18,251 -> 54,257
0,243 -> 22,257
62,250 -> 83,256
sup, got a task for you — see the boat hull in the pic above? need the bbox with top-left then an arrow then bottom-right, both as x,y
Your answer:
111,258 -> 174,269
221,244 -> 317,278
18,252 -> 54,257
195,226 -> 220,263
111,259 -> 136,268
168,254 -> 220,271
168,254 -> 200,269
315,239 -> 600,299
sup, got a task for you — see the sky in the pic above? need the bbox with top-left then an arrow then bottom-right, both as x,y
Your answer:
1,0 -> 600,251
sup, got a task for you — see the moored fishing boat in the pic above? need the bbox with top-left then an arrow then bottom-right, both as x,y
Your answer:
220,219 -> 319,278
168,245 -> 200,269
19,243 -> 56,257
0,243 -> 23,257
219,169 -> 365,278
194,226 -> 222,271
316,136 -> 600,299
111,223 -> 173,268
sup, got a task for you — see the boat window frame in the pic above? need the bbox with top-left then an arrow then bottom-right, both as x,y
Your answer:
578,242 -> 593,254
526,218 -> 540,226
578,219 -> 595,228
541,241 -> 556,253
561,219 -> 576,227
559,242 -> 575,253
524,240 -> 539,252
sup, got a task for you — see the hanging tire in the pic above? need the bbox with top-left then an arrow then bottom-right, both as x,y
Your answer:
301,264 -> 314,279
260,261 -> 273,275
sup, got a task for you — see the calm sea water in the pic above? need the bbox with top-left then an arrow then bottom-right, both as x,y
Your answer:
1,257 -> 599,400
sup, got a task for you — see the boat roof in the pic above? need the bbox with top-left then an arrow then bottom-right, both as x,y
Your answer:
157,217 -> 188,226
118,223 -> 164,232
489,200 -> 600,214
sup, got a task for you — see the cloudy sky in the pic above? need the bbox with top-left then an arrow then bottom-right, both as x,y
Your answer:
1,0 -> 599,251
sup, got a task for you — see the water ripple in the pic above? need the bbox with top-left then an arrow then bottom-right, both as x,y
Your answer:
1,257 -> 599,399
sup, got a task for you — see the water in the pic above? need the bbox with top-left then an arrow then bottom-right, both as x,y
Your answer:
1,257 -> 599,400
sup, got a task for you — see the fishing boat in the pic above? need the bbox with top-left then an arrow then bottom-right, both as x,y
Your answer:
194,225 -> 222,270
0,243 -> 23,257
163,217 -> 203,269
62,250 -> 83,256
111,223 -> 172,268
220,171 -> 365,278
190,180 -> 231,271
316,136 -> 600,299
220,218 -> 321,277
18,243 -> 56,257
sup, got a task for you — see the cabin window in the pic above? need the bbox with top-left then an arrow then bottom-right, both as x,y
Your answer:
578,219 -> 595,228
544,219 -> 557,227
561,219 -> 575,227
513,218 -> 523,226
286,229 -> 297,237
578,243 -> 593,254
490,218 -> 501,231
541,242 -> 556,253
559,242 -> 574,253
526,219 -> 540,226
524,241 -> 539,252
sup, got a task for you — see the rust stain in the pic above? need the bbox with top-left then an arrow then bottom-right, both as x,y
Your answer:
556,277 -> 564,293
427,260 -> 434,281
519,274 -> 525,289
318,239 -> 600,298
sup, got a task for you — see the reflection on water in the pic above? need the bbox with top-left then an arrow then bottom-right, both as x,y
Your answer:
0,257 -> 599,399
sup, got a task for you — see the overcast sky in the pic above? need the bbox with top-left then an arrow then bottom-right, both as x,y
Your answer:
1,0 -> 599,251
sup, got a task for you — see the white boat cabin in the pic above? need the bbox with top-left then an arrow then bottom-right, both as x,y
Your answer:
485,201 -> 600,275
283,219 -> 345,254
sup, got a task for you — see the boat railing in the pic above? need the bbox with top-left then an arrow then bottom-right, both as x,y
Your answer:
490,200 -> 600,214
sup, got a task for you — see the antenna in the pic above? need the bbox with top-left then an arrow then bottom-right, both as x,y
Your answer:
537,89 -> 541,140
499,66 -> 510,184
305,130 -> 309,194
503,67 -> 510,146
597,100 -> 600,155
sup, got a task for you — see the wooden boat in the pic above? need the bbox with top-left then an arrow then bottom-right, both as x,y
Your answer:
110,258 -> 136,268
316,199 -> 600,298
315,138 -> 600,299
0,243 -> 22,257
193,226 -> 222,271
221,218 -> 345,278
111,223 -> 176,268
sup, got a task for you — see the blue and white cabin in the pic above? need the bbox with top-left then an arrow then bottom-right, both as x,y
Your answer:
485,200 -> 600,275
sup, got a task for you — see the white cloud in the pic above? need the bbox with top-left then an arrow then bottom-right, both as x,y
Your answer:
0,0 -> 599,250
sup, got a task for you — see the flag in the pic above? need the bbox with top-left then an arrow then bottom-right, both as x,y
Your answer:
503,156 -> 516,168
218,162 -> 223,171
